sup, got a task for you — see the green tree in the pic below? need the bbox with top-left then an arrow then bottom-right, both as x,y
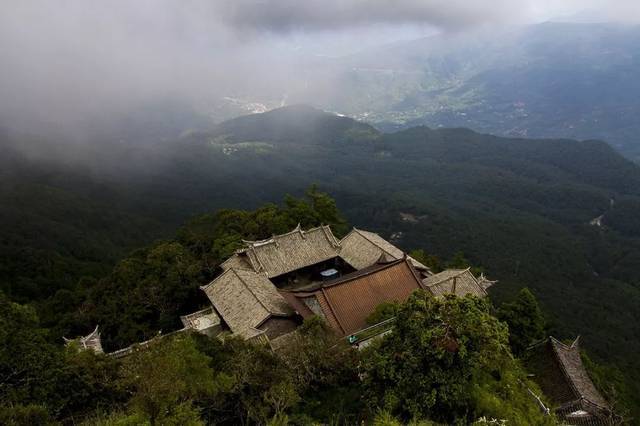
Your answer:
60,347 -> 124,420
191,334 -> 299,425
0,293 -> 122,421
0,404 -> 55,426
581,352 -> 631,422
0,292 -> 66,415
304,185 -> 349,237
409,250 -> 443,273
77,242 -> 202,350
278,317 -> 363,424
366,301 -> 401,325
362,291 -> 552,425
119,334 -> 218,425
223,338 -> 298,425
497,288 -> 546,356
279,317 -> 359,390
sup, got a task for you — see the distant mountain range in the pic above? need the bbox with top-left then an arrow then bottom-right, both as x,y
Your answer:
305,22 -> 640,161
183,22 -> 640,161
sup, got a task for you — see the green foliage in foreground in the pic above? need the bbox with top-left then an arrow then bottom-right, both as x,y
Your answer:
1,284 -> 570,425
362,292 -> 554,425
497,288 -> 547,356
0,404 -> 55,426
0,292 -> 124,422
119,335 -> 218,425
365,301 -> 401,325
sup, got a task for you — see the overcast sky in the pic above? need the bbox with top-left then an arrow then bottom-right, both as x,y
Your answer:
1,0 -> 639,136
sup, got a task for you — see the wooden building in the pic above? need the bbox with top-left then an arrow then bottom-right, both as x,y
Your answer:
422,268 -> 491,298
526,337 -> 618,425
280,258 -> 423,336
220,225 -> 342,278
339,227 -> 431,275
200,268 -> 297,340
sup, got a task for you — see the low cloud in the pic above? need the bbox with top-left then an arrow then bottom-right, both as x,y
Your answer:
1,0 -> 638,139
215,0 -> 529,33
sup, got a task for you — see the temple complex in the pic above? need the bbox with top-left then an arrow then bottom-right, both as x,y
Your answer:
71,225 -> 494,352
196,224 -> 491,343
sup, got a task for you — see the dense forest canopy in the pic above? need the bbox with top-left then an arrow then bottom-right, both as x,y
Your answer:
0,253 -> 567,425
3,105 -> 640,421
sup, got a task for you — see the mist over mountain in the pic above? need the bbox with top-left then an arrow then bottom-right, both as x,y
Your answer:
186,21 -> 640,160
327,22 -> 640,159
5,1 -> 640,423
4,1 -> 640,161
53,21 -> 640,164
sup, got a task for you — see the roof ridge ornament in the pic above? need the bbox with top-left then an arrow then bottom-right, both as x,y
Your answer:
322,224 -> 341,247
571,335 -> 581,349
63,325 -> 103,353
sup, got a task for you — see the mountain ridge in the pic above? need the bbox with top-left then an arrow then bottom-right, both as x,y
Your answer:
209,104 -> 380,145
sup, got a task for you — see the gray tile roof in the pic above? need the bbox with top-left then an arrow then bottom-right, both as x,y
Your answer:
526,336 -> 614,425
549,337 -> 609,409
339,228 -> 430,272
201,268 -> 292,334
237,224 -> 341,278
220,253 -> 253,272
421,268 -> 488,298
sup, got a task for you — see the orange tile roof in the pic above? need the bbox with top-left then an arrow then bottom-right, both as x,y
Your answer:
285,258 -> 423,336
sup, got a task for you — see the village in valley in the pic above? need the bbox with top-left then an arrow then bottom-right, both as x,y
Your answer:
67,224 -> 617,425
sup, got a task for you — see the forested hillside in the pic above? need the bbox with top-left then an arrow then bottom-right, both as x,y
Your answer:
3,105 -> 640,419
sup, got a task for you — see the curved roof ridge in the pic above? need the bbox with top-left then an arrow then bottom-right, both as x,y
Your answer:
549,335 -> 570,350
549,335 -> 608,408
352,228 -> 397,257
422,268 -> 470,287
86,325 -> 100,339
570,335 -> 581,349
63,324 -> 100,343
200,268 -> 233,291
320,224 -> 341,247
243,224 -> 333,246
242,237 -> 275,246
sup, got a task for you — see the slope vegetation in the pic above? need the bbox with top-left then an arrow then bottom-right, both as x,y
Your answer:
3,106 -> 640,414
